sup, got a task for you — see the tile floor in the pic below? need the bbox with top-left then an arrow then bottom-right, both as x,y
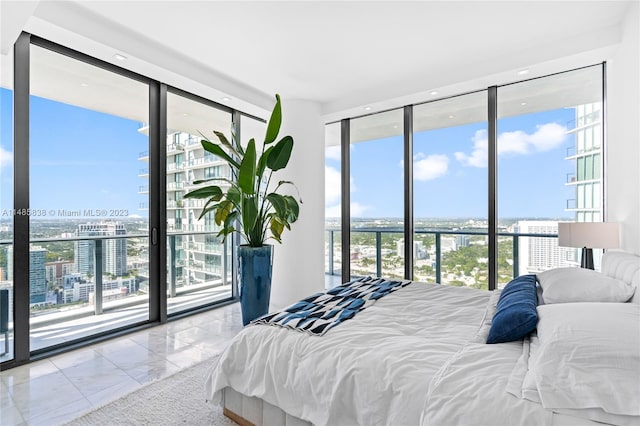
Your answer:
0,302 -> 244,426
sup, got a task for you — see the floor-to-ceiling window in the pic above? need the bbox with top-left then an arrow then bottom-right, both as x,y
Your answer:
2,33 -> 256,369
326,64 -> 605,288
497,65 -> 604,285
349,109 -> 404,279
413,91 -> 488,288
165,90 -> 234,316
0,83 -> 14,362
28,44 -> 151,351
324,122 -> 341,281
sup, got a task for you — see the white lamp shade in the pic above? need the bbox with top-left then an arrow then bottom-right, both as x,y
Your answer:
558,222 -> 620,249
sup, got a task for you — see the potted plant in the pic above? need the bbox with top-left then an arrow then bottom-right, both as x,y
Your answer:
184,94 -> 301,325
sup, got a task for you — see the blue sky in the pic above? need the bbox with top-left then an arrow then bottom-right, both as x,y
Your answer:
1,87 -> 576,222
1,89 -> 148,218
326,108 -> 576,219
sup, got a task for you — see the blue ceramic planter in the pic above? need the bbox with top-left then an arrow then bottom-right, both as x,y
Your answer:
238,245 -> 273,326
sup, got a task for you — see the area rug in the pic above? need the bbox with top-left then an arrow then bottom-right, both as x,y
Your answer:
65,356 -> 235,426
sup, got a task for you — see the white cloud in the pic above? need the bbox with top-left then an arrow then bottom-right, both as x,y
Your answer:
325,145 -> 341,161
325,202 -> 369,218
456,123 -> 568,168
413,153 -> 449,181
527,123 -> 568,151
0,146 -> 12,168
325,165 -> 342,206
350,202 -> 369,217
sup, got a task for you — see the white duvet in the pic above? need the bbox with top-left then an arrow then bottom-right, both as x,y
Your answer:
205,282 -> 492,426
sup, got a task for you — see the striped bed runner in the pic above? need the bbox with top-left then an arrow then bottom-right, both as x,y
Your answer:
251,276 -> 412,336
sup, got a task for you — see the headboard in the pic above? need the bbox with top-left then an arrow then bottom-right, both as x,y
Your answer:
601,251 -> 640,304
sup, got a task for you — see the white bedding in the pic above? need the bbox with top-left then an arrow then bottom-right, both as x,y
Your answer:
422,340 -> 553,426
205,252 -> 640,426
205,282 -> 492,426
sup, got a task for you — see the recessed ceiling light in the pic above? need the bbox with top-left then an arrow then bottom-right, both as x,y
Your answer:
114,53 -> 127,61
364,106 -> 372,111
80,83 -> 89,87
430,91 -> 438,96
392,124 -> 399,129
517,69 -> 530,76
221,97 -> 231,102
182,113 -> 189,117
448,115 -> 455,119
521,102 -> 527,106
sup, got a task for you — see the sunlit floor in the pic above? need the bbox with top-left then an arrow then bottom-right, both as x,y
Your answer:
0,302 -> 243,425
0,275 -> 343,425
1,285 -> 233,361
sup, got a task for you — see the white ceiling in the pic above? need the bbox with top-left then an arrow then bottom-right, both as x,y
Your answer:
0,0 -> 633,121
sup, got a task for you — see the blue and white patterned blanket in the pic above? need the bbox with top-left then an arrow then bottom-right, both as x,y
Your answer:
251,276 -> 412,336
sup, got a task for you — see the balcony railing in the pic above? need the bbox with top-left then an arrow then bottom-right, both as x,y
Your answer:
325,227 -> 561,286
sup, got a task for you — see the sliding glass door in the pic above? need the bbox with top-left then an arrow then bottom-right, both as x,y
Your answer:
28,44 -> 151,351
0,83 -> 14,362
165,90 -> 234,315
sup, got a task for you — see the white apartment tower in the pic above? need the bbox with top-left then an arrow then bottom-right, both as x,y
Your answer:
75,222 -> 127,277
514,221 -> 572,274
565,102 -> 602,222
139,130 -> 231,291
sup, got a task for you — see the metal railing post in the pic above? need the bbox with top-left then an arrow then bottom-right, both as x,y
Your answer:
435,232 -> 441,284
168,235 -> 177,298
376,232 -> 382,278
328,230 -> 334,275
223,238 -> 228,287
512,235 -> 519,279
94,240 -> 103,315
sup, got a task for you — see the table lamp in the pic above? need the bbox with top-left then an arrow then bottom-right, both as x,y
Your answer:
557,222 -> 620,269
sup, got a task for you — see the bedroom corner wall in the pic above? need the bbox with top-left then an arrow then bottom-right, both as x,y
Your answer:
270,100 -> 325,308
606,1 -> 640,256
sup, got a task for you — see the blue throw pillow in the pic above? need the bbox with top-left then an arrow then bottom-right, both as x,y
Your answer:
487,274 -> 538,344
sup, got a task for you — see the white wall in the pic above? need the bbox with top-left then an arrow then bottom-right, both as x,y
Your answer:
606,2 -> 640,255
270,100 -> 325,308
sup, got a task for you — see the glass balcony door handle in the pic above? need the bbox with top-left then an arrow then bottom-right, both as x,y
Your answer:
152,227 -> 158,245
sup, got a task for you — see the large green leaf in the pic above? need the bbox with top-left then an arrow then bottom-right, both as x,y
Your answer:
266,136 -> 293,171
213,131 -> 238,156
269,215 -> 284,243
242,196 -> 258,235
223,210 -> 239,231
183,186 -> 223,200
283,195 -> 300,222
201,139 -> 240,169
226,186 -> 241,207
214,200 -> 234,226
266,193 -> 287,217
264,94 -> 282,145
238,139 -> 257,194
257,145 -> 274,179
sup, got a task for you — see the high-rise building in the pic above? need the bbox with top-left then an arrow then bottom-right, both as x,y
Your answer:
514,221 -> 573,274
564,102 -> 603,267
75,222 -> 127,277
565,102 -> 602,223
29,246 -> 47,304
140,131 -> 231,290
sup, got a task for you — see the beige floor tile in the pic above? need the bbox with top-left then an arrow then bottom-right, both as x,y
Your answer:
3,302 -> 242,424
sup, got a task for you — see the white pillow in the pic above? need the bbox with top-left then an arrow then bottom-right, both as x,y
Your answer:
531,303 -> 640,418
536,267 -> 635,303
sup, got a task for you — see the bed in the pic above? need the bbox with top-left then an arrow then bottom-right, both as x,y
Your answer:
205,251 -> 640,426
